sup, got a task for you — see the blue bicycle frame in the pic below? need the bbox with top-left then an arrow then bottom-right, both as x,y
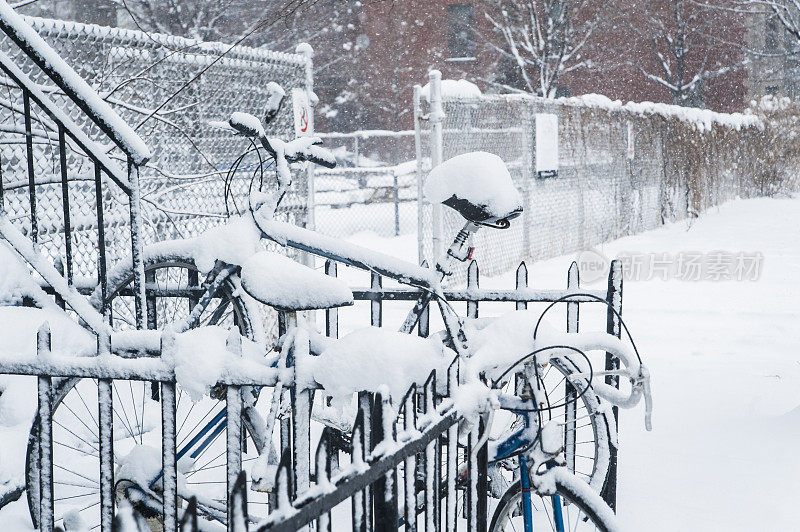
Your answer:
491,409 -> 568,532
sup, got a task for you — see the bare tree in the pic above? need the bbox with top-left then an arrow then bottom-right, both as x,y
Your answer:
625,0 -> 745,106
485,0 -> 608,97
108,0 -> 270,41
741,0 -> 800,40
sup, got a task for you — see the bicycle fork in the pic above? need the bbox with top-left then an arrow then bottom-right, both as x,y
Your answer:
518,455 -> 567,532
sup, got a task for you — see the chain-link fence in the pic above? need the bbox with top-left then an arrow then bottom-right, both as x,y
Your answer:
1,15 -> 311,280
311,131 -> 418,238
415,86 -> 788,282
312,163 -> 417,238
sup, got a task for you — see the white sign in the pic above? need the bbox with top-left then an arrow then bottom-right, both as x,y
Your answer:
292,88 -> 313,137
535,113 -> 559,179
627,121 -> 635,160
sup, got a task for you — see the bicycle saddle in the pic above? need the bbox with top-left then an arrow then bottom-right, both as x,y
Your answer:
424,151 -> 523,227
240,251 -> 354,311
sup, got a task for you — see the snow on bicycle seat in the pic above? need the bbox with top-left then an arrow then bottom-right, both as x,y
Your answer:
240,251 -> 353,311
424,151 -> 523,225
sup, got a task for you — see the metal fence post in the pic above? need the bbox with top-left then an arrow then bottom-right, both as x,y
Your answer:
601,259 -> 623,511
226,330 -> 244,531
418,261 -> 430,338
315,430 -> 333,532
127,159 -> 146,330
352,398 -> 370,532
515,262 -> 528,311
161,329 -> 178,532
402,388 -> 417,532
422,372 -> 439,532
428,69 -> 445,262
53,257 -> 65,310
413,84 -> 425,264
394,171 -> 400,237
445,359 -> 459,532
292,338 -> 313,503
97,331 -> 114,531
371,273 -> 382,327
565,262 -> 580,474
23,90 -> 37,249
37,323 -> 53,532
372,393 -> 398,532
325,261 -> 339,338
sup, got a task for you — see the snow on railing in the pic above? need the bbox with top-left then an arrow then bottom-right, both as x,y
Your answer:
21,14 -> 310,69
460,92 -> 763,132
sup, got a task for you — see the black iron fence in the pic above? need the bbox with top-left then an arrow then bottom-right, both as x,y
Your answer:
1,256 -> 623,531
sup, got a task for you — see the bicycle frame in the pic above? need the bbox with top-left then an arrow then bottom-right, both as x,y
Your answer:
142,215 -> 487,507
253,215 -> 481,354
138,115 -> 515,514
491,406 -> 571,532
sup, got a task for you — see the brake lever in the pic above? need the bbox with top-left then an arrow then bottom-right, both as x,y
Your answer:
264,81 -> 286,124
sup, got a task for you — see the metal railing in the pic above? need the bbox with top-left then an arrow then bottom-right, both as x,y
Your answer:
0,0 -> 149,335
1,257 -> 624,530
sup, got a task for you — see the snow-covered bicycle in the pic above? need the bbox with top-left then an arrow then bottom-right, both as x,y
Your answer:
24,84 -> 633,529
479,310 -> 653,532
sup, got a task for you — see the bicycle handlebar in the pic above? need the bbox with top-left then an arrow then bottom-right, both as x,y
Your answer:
229,111 -> 336,169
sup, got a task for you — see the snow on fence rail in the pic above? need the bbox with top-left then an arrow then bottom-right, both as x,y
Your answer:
0,11 -> 311,279
415,73 -> 800,280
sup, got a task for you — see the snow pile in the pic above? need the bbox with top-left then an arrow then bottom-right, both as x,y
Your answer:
115,444 -> 162,487
171,326 -> 265,401
295,42 -> 314,59
563,93 -> 761,132
145,214 -> 262,276
0,242 -> 45,306
0,307 -> 94,362
304,327 -> 455,408
180,215 -> 262,273
229,111 -> 265,138
424,152 -> 522,219
240,251 -> 353,310
421,79 -> 482,101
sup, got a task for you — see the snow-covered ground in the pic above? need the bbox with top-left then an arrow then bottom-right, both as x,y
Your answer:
1,196 -> 797,529
338,196 -> 800,530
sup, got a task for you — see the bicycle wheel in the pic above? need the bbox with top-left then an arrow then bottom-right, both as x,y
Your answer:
26,256 -> 274,529
489,471 -> 617,532
416,353 -> 612,527
489,353 -> 612,494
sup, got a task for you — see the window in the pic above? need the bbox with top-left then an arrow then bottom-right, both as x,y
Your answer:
447,4 -> 475,59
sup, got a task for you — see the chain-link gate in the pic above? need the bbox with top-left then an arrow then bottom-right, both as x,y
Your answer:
1,15 -> 312,278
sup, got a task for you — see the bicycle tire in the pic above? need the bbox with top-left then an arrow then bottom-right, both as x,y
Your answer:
489,469 -> 618,532
25,255 -> 269,529
406,352 -> 613,524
